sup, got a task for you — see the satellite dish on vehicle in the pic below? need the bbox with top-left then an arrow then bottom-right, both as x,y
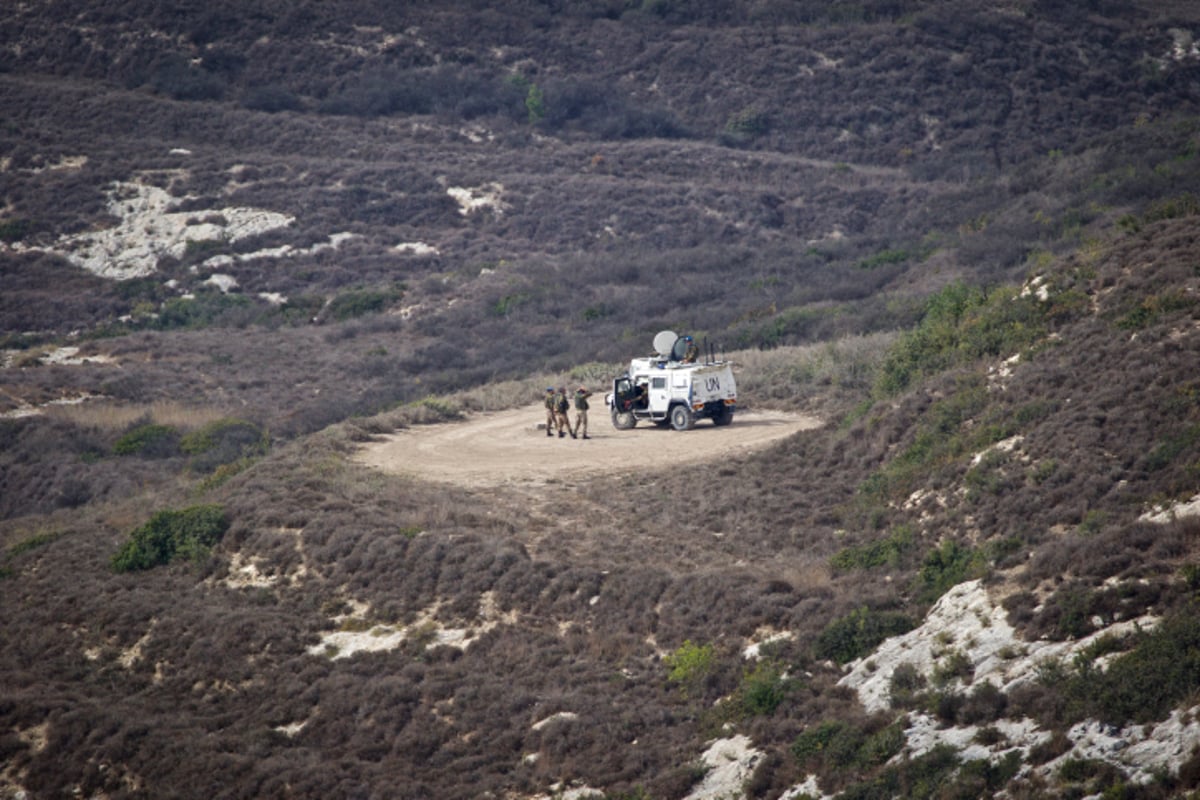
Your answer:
652,330 -> 678,357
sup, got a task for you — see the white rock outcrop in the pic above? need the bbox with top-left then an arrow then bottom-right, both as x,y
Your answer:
22,178 -> 294,281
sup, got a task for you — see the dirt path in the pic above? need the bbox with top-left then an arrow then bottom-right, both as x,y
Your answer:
355,403 -> 822,489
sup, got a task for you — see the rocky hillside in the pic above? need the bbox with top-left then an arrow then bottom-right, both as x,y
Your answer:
3,1 -> 1200,798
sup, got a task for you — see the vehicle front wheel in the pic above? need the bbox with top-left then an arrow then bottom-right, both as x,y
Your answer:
670,404 -> 694,431
612,411 -> 637,430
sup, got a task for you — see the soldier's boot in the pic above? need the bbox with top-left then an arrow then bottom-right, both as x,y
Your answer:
558,429 -> 565,438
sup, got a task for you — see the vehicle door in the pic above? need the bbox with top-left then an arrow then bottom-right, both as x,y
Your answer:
646,375 -> 670,414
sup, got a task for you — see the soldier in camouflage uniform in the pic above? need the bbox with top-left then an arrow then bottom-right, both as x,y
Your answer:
543,387 -> 558,437
572,386 -> 592,440
554,387 -> 573,438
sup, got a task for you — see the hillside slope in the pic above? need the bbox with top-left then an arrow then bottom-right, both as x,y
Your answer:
4,1 -> 1200,798
4,210 -> 1200,799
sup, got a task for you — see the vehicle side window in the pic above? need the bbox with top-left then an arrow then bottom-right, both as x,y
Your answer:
651,377 -> 666,389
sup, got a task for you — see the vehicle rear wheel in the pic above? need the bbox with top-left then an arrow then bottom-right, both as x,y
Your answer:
712,405 -> 734,426
670,404 -> 694,431
612,410 -> 637,430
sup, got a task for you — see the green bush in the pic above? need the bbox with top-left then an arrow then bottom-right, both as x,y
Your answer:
664,639 -> 714,697
1116,290 -> 1196,331
831,525 -> 915,571
873,282 -> 1046,398
581,303 -> 612,321
326,286 -> 404,321
931,650 -> 974,687
111,505 -> 229,572
857,721 -> 906,769
1144,423 -> 1200,471
888,662 -> 927,708
914,540 -> 988,604
0,218 -> 30,243
792,720 -> 857,767
279,294 -> 326,324
737,661 -> 790,716
1144,192 -> 1200,224
814,606 -> 916,665
156,293 -> 254,330
857,375 -> 997,506
195,457 -> 256,493
857,248 -> 911,270
180,418 -> 268,473
735,305 -> 842,351
183,238 -> 224,259
404,397 -> 465,423
491,292 -> 529,318
7,530 -> 62,559
1085,606 -> 1200,725
876,744 -> 961,799
113,423 -> 181,458
792,717 -> 906,778
524,82 -> 545,124
724,105 -> 769,137
1182,563 -> 1200,592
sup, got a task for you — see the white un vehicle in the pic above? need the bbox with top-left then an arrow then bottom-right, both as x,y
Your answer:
606,331 -> 737,431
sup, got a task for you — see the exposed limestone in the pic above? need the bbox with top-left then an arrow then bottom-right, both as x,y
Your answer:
309,590 -> 516,660
20,178 -> 294,281
683,735 -> 763,800
531,712 -> 579,731
816,579 -> 1186,795
197,231 -> 357,273
393,241 -> 440,255
1141,492 -> 1200,524
742,627 -> 795,660
446,182 -> 507,216
839,580 -> 1157,713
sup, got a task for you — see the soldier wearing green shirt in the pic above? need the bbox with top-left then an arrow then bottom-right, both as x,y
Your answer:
543,387 -> 558,437
572,386 -> 592,440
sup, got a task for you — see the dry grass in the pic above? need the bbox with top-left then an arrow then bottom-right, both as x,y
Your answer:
730,332 -> 896,413
43,400 -> 231,431
768,560 -> 835,594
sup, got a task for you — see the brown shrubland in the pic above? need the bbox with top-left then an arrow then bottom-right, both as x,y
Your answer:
4,1 -> 1200,797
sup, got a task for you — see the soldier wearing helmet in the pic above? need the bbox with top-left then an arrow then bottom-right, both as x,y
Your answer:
681,335 -> 698,363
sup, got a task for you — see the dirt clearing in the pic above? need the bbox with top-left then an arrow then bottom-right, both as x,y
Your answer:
355,403 -> 822,488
